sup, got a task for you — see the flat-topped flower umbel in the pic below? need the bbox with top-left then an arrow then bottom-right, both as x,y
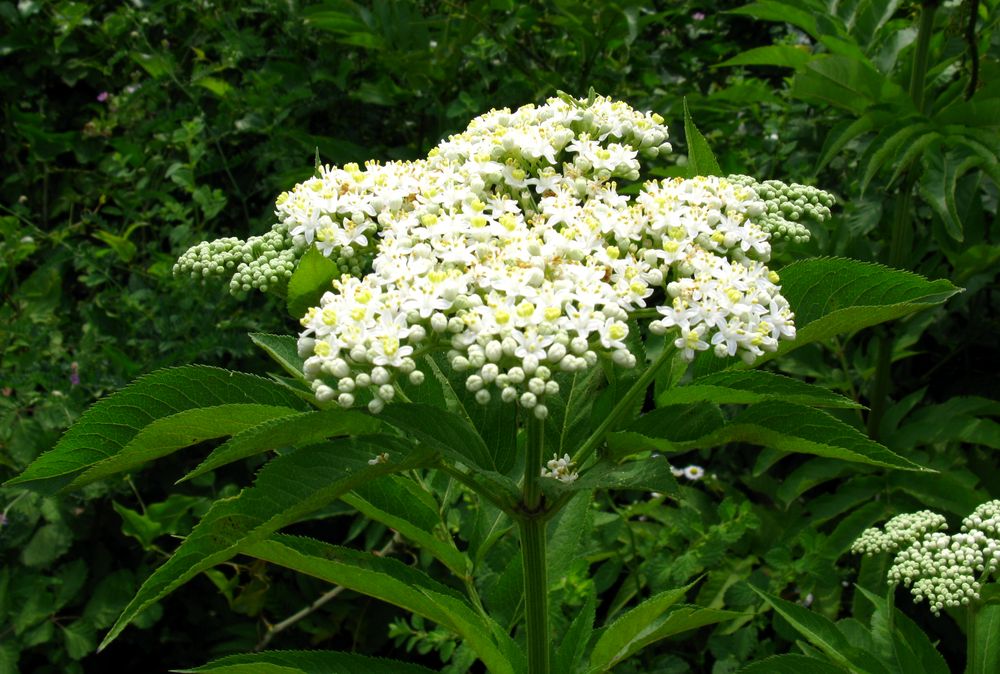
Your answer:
177,95 -> 833,416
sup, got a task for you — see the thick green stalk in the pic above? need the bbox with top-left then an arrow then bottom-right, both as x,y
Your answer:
520,415 -> 549,674
867,0 -> 938,438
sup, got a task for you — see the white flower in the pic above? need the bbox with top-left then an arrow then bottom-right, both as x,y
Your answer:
541,453 -> 578,483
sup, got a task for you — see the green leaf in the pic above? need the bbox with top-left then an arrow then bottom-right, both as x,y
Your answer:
100,437 -> 436,651
657,370 -> 860,409
750,586 -> 858,671
249,333 -> 307,381
553,589 -> 596,674
61,621 -> 96,660
589,581 -> 730,672
858,120 -> 929,194
623,401 -> 923,470
286,245 -> 339,319
727,1 -> 821,39
757,258 -> 961,364
69,405 -> 300,489
610,402 -> 726,455
738,654 -> 848,673
177,649 -> 438,673
180,409 -> 380,482
716,45 -> 813,69
857,586 -> 949,674
241,535 -> 514,674
919,149 -> 984,241
973,604 -> 1000,674
712,402 -> 924,470
193,76 -> 232,98
815,113 -> 878,174
421,354 -> 518,474
546,367 -> 602,459
683,98 -> 722,177
6,366 -> 308,494
342,476 -> 468,576
546,456 -> 679,496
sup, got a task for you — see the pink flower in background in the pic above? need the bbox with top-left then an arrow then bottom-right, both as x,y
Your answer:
692,11 -> 706,20
97,91 -> 109,102
70,361 -> 80,386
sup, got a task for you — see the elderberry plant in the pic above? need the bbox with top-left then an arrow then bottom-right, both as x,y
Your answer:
9,94 -> 959,674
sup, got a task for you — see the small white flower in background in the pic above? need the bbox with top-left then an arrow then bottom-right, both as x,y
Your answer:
177,95 -> 833,413
367,452 -> 389,466
541,453 -> 578,483
683,465 -> 706,481
671,464 -> 706,481
853,500 -> 1000,615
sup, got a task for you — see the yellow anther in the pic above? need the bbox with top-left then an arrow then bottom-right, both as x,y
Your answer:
313,341 -> 331,357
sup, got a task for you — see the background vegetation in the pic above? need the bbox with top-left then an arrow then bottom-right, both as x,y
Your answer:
1,0 -> 997,672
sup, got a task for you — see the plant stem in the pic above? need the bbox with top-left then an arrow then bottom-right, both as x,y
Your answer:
519,415 -> 549,674
866,0 -> 938,439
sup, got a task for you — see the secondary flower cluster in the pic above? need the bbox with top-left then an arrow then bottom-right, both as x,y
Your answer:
177,95 -> 833,413
853,501 -> 1000,615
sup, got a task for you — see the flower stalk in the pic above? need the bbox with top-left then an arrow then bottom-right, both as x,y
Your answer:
520,414 -> 549,674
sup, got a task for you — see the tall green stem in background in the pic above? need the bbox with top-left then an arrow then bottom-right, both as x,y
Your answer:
519,416 -> 549,674
867,0 -> 939,438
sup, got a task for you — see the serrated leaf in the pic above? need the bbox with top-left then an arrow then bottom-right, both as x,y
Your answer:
180,409 -> 380,482
588,580 -> 712,672
756,258 -> 961,365
738,654 -> 847,673
242,535 -> 514,674
623,401 -> 923,470
715,402 -> 925,470
591,605 -> 739,672
286,245 -> 339,319
7,366 -> 308,494
176,649 -> 437,673
609,402 -> 726,456
657,370 -> 860,409
377,403 -> 519,509
750,586 -> 858,671
69,404 -> 300,488
249,333 -> 307,381
546,367 -> 602,458
857,586 -> 949,674
342,476 -> 467,576
100,436 -> 436,650
683,98 -> 722,177
407,357 -> 518,475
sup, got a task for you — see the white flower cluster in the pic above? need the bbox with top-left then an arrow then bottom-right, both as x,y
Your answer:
177,95 -> 833,413
853,501 -> 1000,615
540,453 -> 578,483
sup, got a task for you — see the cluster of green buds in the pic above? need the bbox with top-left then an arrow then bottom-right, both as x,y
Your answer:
727,175 -> 834,243
853,501 -> 1000,615
174,225 -> 300,295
